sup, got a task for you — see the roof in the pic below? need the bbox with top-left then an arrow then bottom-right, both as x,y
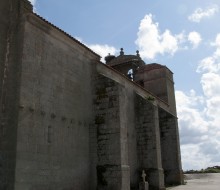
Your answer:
107,54 -> 145,66
142,63 -> 164,70
144,63 -> 173,74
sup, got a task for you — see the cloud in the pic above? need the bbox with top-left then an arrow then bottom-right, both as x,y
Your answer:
88,44 -> 117,62
135,14 -> 201,60
188,5 -> 219,23
201,73 -> 220,98
28,0 -> 36,6
135,14 -> 184,60
197,57 -> 217,73
176,90 -> 208,145
176,89 -> 220,170
75,36 -> 83,42
214,34 -> 220,47
188,31 -> 202,49
197,34 -> 220,73
199,139 -> 220,164
180,144 -> 210,170
74,36 -> 117,62
28,0 -> 37,12
176,33 -> 220,170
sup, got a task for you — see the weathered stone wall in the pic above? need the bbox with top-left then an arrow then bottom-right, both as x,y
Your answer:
165,69 -> 177,115
0,0 -> 9,75
0,1 -> 11,188
159,110 -> 183,185
14,13 -> 99,190
0,0 -> 23,189
135,95 -> 165,190
126,91 -> 138,190
135,64 -> 177,115
94,63 -> 182,190
93,74 -> 130,190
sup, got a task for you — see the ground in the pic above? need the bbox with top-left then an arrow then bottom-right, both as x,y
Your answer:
167,173 -> 220,190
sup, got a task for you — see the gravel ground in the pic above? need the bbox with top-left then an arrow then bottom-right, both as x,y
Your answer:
167,173 -> 220,190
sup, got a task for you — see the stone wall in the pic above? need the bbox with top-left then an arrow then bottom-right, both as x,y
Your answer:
14,12 -> 99,190
0,0 -> 23,189
91,70 -> 171,190
93,74 -> 130,190
159,110 -> 183,185
135,64 -> 177,115
135,95 -> 165,190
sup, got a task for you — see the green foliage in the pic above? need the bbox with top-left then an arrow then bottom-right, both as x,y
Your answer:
148,96 -> 155,101
145,96 -> 155,101
184,166 -> 220,174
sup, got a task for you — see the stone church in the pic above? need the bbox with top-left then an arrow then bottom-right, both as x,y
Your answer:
0,0 -> 183,189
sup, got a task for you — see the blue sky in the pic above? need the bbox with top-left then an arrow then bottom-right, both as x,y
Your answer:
30,0 -> 220,170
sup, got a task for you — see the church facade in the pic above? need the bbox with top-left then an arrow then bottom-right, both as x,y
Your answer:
0,0 -> 183,189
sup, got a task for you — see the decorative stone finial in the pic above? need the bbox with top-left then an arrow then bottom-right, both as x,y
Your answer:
120,48 -> 124,56
136,50 -> 140,57
105,53 -> 116,63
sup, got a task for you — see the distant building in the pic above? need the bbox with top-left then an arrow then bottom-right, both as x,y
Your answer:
0,0 -> 183,189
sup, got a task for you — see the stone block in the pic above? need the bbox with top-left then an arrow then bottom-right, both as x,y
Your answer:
139,182 -> 149,190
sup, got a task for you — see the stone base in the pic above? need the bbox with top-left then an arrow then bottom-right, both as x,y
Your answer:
165,169 -> 184,185
139,182 -> 149,190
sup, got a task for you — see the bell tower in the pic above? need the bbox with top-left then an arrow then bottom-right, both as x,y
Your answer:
135,63 -> 177,115
105,48 -> 145,80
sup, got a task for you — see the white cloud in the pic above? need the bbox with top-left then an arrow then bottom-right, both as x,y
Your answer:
135,14 -> 201,60
88,44 -> 117,62
214,34 -> 220,47
135,14 -> 184,60
197,57 -> 216,73
199,139 -> 220,165
28,0 -> 36,6
28,0 -> 37,12
176,90 -> 204,108
188,5 -> 219,23
75,36 -> 83,42
176,90 -> 208,145
176,33 -> 220,170
176,89 -> 220,170
197,34 -> 220,73
74,36 -> 117,62
188,31 -> 202,49
201,73 -> 220,98
212,34 -> 220,59
181,144 -> 210,170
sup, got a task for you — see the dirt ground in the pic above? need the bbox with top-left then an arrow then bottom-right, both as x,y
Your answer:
167,173 -> 220,190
